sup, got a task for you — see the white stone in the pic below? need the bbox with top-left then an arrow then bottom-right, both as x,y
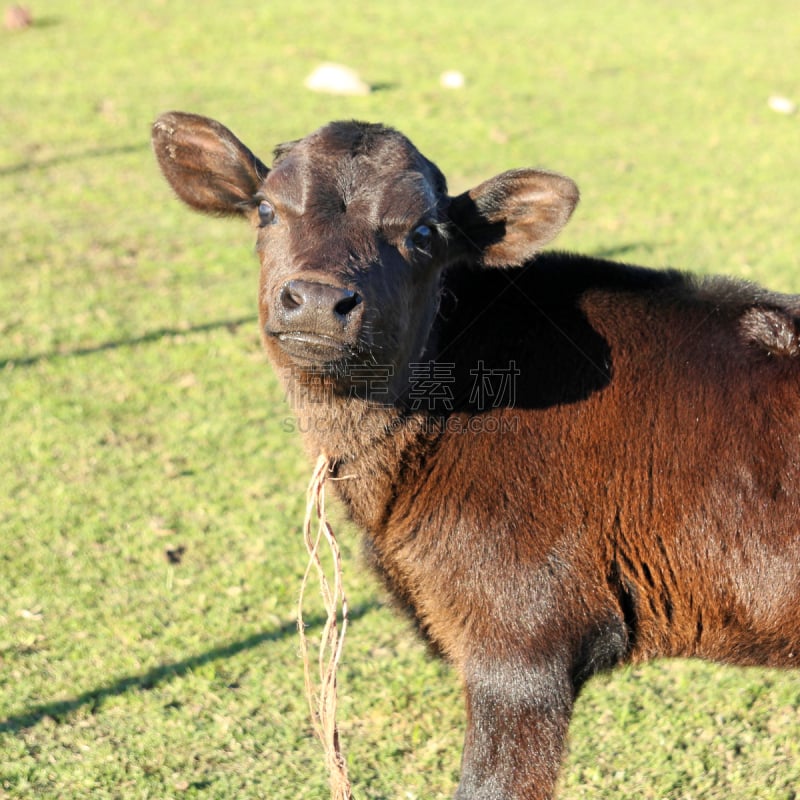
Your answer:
304,63 -> 371,96
440,70 -> 466,89
768,95 -> 797,115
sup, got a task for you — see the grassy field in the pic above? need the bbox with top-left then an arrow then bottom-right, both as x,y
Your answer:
2,1 -> 800,798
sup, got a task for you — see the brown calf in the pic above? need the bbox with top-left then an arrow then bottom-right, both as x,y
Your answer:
152,112 -> 800,799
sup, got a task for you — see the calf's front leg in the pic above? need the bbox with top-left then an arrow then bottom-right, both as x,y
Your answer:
456,660 -> 573,800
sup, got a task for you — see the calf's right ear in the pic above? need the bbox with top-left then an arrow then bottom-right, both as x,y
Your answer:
151,112 -> 269,217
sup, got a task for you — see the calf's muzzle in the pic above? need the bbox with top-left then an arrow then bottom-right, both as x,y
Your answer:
268,279 -> 364,362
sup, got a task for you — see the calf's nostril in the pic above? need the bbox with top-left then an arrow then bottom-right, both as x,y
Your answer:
335,291 -> 362,318
281,283 -> 305,311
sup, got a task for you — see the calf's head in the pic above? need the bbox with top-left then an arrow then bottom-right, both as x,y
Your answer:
152,112 -> 579,399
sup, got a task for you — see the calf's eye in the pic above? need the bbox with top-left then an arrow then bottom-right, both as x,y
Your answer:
258,199 -> 277,227
409,224 -> 433,253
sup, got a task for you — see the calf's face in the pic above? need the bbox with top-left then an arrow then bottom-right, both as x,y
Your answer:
253,122 -> 452,387
152,112 -> 579,397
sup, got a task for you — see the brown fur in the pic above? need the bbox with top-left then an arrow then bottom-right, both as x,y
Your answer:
152,112 -> 800,799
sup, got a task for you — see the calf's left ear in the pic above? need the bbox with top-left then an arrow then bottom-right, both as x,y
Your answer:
152,111 -> 269,217
448,169 -> 579,267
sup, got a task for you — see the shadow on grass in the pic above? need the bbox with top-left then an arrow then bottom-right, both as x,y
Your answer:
590,243 -> 657,261
0,315 -> 259,369
0,602 -> 379,734
0,143 -> 148,178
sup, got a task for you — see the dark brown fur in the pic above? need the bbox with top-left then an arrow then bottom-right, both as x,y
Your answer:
152,112 -> 800,799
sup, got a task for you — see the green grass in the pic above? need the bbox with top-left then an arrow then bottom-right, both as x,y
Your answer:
2,1 -> 800,797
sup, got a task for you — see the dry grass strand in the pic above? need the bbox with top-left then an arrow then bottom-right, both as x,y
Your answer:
298,454 -> 352,800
